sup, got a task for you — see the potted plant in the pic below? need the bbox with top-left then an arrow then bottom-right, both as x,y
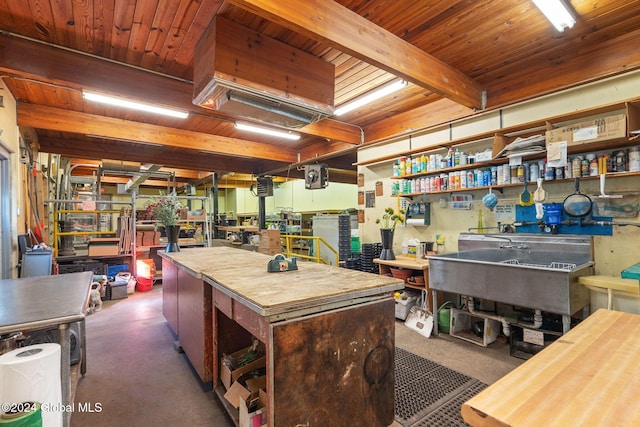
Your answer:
145,195 -> 184,252
376,207 -> 405,260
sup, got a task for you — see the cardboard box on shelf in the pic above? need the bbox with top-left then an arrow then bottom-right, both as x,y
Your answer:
546,114 -> 627,146
88,237 -> 120,256
220,346 -> 266,390
239,389 -> 267,427
223,381 -> 251,410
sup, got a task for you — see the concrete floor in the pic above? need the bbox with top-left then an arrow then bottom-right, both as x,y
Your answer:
71,282 -> 523,427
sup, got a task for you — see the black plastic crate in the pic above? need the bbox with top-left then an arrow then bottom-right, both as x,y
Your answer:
58,261 -> 107,276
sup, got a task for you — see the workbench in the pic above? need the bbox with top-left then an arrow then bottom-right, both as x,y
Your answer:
160,247 -> 403,426
461,309 -> 640,427
0,271 -> 92,427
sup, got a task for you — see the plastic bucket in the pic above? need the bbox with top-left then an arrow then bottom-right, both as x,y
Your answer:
438,301 -> 456,334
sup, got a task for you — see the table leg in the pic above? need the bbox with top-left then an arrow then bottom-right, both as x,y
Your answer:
80,318 -> 87,376
58,323 -> 71,427
432,291 -> 439,335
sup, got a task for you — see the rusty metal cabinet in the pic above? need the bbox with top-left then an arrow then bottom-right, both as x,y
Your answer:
161,255 -> 213,382
161,258 -> 178,335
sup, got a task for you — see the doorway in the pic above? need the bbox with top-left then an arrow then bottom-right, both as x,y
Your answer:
0,140 -> 11,279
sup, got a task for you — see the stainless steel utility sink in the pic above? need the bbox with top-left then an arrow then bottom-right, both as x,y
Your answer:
428,234 -> 594,331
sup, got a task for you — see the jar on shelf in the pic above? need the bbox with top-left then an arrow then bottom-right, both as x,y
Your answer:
614,150 -> 626,172
529,162 -> 539,182
502,164 -> 511,185
571,157 -> 582,177
581,157 -> 590,177
629,146 -> 640,172
588,154 -> 598,176
544,161 -> 555,181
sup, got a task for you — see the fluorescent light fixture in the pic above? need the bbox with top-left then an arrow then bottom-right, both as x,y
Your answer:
532,0 -> 575,32
235,122 -> 301,140
83,90 -> 189,119
334,79 -> 407,116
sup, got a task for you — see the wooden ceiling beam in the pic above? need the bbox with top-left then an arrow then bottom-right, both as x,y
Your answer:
227,0 -> 484,109
97,176 -> 179,188
68,159 -> 203,179
18,103 -> 299,163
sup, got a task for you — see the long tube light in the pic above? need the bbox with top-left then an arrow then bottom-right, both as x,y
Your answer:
334,79 -> 407,116
83,90 -> 189,119
235,122 -> 301,140
532,0 -> 575,32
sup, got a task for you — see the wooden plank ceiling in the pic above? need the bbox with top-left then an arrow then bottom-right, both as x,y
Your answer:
1,0 -> 639,189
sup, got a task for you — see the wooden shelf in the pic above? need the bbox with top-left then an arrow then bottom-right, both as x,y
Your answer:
357,97 -> 638,167
393,170 -> 640,197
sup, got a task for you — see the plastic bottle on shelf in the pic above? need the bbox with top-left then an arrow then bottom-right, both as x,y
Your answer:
420,154 -> 427,172
399,157 -> 406,176
447,147 -> 455,168
467,170 -> 475,188
454,148 -> 461,166
588,154 -> 599,176
502,164 -> 511,185
406,156 -> 413,175
392,181 -> 400,195
459,151 -> 467,166
529,162 -> 539,182
517,165 -> 525,183
460,171 -> 467,188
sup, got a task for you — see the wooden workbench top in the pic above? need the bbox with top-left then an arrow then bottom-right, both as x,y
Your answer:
374,255 -> 430,270
161,247 -> 404,315
461,309 -> 640,427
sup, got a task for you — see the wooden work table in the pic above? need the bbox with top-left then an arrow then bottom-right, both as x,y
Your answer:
160,247 -> 403,426
462,309 -> 640,427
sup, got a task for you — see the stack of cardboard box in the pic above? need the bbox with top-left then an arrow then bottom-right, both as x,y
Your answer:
257,230 -> 281,255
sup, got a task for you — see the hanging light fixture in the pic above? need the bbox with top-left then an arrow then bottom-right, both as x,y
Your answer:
532,0 -> 575,32
234,122 -> 301,140
83,90 -> 189,119
333,79 -> 407,116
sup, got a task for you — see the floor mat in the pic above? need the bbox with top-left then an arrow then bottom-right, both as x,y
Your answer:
395,347 -> 487,427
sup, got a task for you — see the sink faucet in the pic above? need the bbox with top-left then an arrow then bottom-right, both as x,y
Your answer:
484,235 -> 528,249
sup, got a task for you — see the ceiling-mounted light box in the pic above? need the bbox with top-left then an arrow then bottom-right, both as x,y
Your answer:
193,16 -> 335,128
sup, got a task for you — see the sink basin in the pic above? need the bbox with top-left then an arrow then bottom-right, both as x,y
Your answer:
433,249 -> 589,271
428,234 -> 594,318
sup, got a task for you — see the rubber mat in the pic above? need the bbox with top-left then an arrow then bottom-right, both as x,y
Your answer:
394,347 -> 487,427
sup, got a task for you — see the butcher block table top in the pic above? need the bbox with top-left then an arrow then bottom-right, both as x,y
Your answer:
161,247 -> 404,317
374,255 -> 429,270
462,309 -> 640,427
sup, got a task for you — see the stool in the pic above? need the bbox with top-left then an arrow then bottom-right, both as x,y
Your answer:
578,275 -> 640,310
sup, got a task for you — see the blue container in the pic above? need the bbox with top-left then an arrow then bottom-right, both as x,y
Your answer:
107,264 -> 129,276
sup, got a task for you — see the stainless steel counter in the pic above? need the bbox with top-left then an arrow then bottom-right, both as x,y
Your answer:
0,271 -> 93,427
